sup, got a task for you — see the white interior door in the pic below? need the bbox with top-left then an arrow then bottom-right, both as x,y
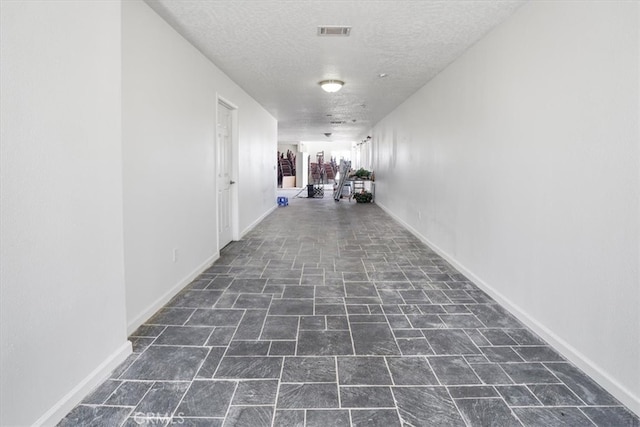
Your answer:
217,101 -> 233,248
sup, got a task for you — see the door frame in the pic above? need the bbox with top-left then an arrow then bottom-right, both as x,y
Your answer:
216,94 -> 239,249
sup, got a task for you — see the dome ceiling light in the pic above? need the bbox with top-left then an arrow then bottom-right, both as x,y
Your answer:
319,80 -> 344,93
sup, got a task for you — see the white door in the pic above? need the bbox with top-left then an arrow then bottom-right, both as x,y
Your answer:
217,101 -> 234,248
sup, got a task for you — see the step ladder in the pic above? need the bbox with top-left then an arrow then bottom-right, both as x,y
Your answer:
333,160 -> 351,201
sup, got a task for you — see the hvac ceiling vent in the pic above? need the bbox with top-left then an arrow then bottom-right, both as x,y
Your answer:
330,120 -> 346,125
318,26 -> 351,36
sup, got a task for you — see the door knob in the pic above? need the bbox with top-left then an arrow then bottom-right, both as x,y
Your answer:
230,180 -> 236,185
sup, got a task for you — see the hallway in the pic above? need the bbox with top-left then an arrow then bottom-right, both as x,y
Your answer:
59,196 -> 639,426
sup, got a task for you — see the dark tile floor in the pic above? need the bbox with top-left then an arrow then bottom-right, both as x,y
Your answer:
60,191 -> 639,426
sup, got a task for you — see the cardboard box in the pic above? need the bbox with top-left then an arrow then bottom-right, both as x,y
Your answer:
282,176 -> 296,188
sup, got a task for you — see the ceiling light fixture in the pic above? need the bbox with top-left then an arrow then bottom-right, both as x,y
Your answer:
319,80 -> 344,93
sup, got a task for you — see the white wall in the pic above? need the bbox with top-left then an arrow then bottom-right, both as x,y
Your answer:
0,2 -> 130,426
123,1 -> 277,332
236,102 -> 279,236
372,1 -> 639,413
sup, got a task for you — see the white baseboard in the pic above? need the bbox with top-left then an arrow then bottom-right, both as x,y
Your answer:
34,340 -> 132,427
240,205 -> 277,238
126,253 -> 219,335
376,201 -> 640,417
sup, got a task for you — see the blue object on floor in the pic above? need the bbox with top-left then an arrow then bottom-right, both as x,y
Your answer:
277,196 -> 288,206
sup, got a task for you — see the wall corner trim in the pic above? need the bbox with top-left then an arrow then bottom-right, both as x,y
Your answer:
240,204 -> 277,239
126,252 -> 220,335
376,201 -> 640,417
33,340 -> 132,427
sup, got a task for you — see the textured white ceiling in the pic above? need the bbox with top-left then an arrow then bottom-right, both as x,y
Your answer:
145,0 -> 526,142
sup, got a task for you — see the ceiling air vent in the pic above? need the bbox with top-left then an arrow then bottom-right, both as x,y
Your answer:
318,26 -> 351,37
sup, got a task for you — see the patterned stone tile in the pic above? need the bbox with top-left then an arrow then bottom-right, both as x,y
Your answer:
234,310 -> 268,339
273,410 -> 304,427
104,381 -> 153,406
393,387 -> 465,426
496,384 -> 541,406
154,326 -> 213,346
232,380 -> 279,405
544,363 -> 620,405
268,299 -> 314,315
297,330 -> 353,355
261,316 -> 298,339
176,380 -> 236,417
529,384 -> 585,406
340,386 -> 395,408
386,356 -> 438,385
350,409 -> 402,427
167,290 -> 223,308
469,363 -> 513,385
276,383 -> 339,409
223,406 -> 273,427
57,406 -> 132,427
338,356 -> 392,385
269,341 -> 296,356
423,329 -> 480,355
513,346 -> 565,362
58,196 -> 637,427
226,341 -> 271,356
147,307 -> 196,325
281,356 -> 336,383
429,356 -> 482,385
214,357 -> 283,379
514,407 -> 595,427
121,346 -> 209,381
186,309 -> 244,327
581,407 -> 640,427
455,398 -> 521,426
134,381 -> 190,414
350,323 -> 400,355
305,409 -> 350,427
500,363 -> 560,385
